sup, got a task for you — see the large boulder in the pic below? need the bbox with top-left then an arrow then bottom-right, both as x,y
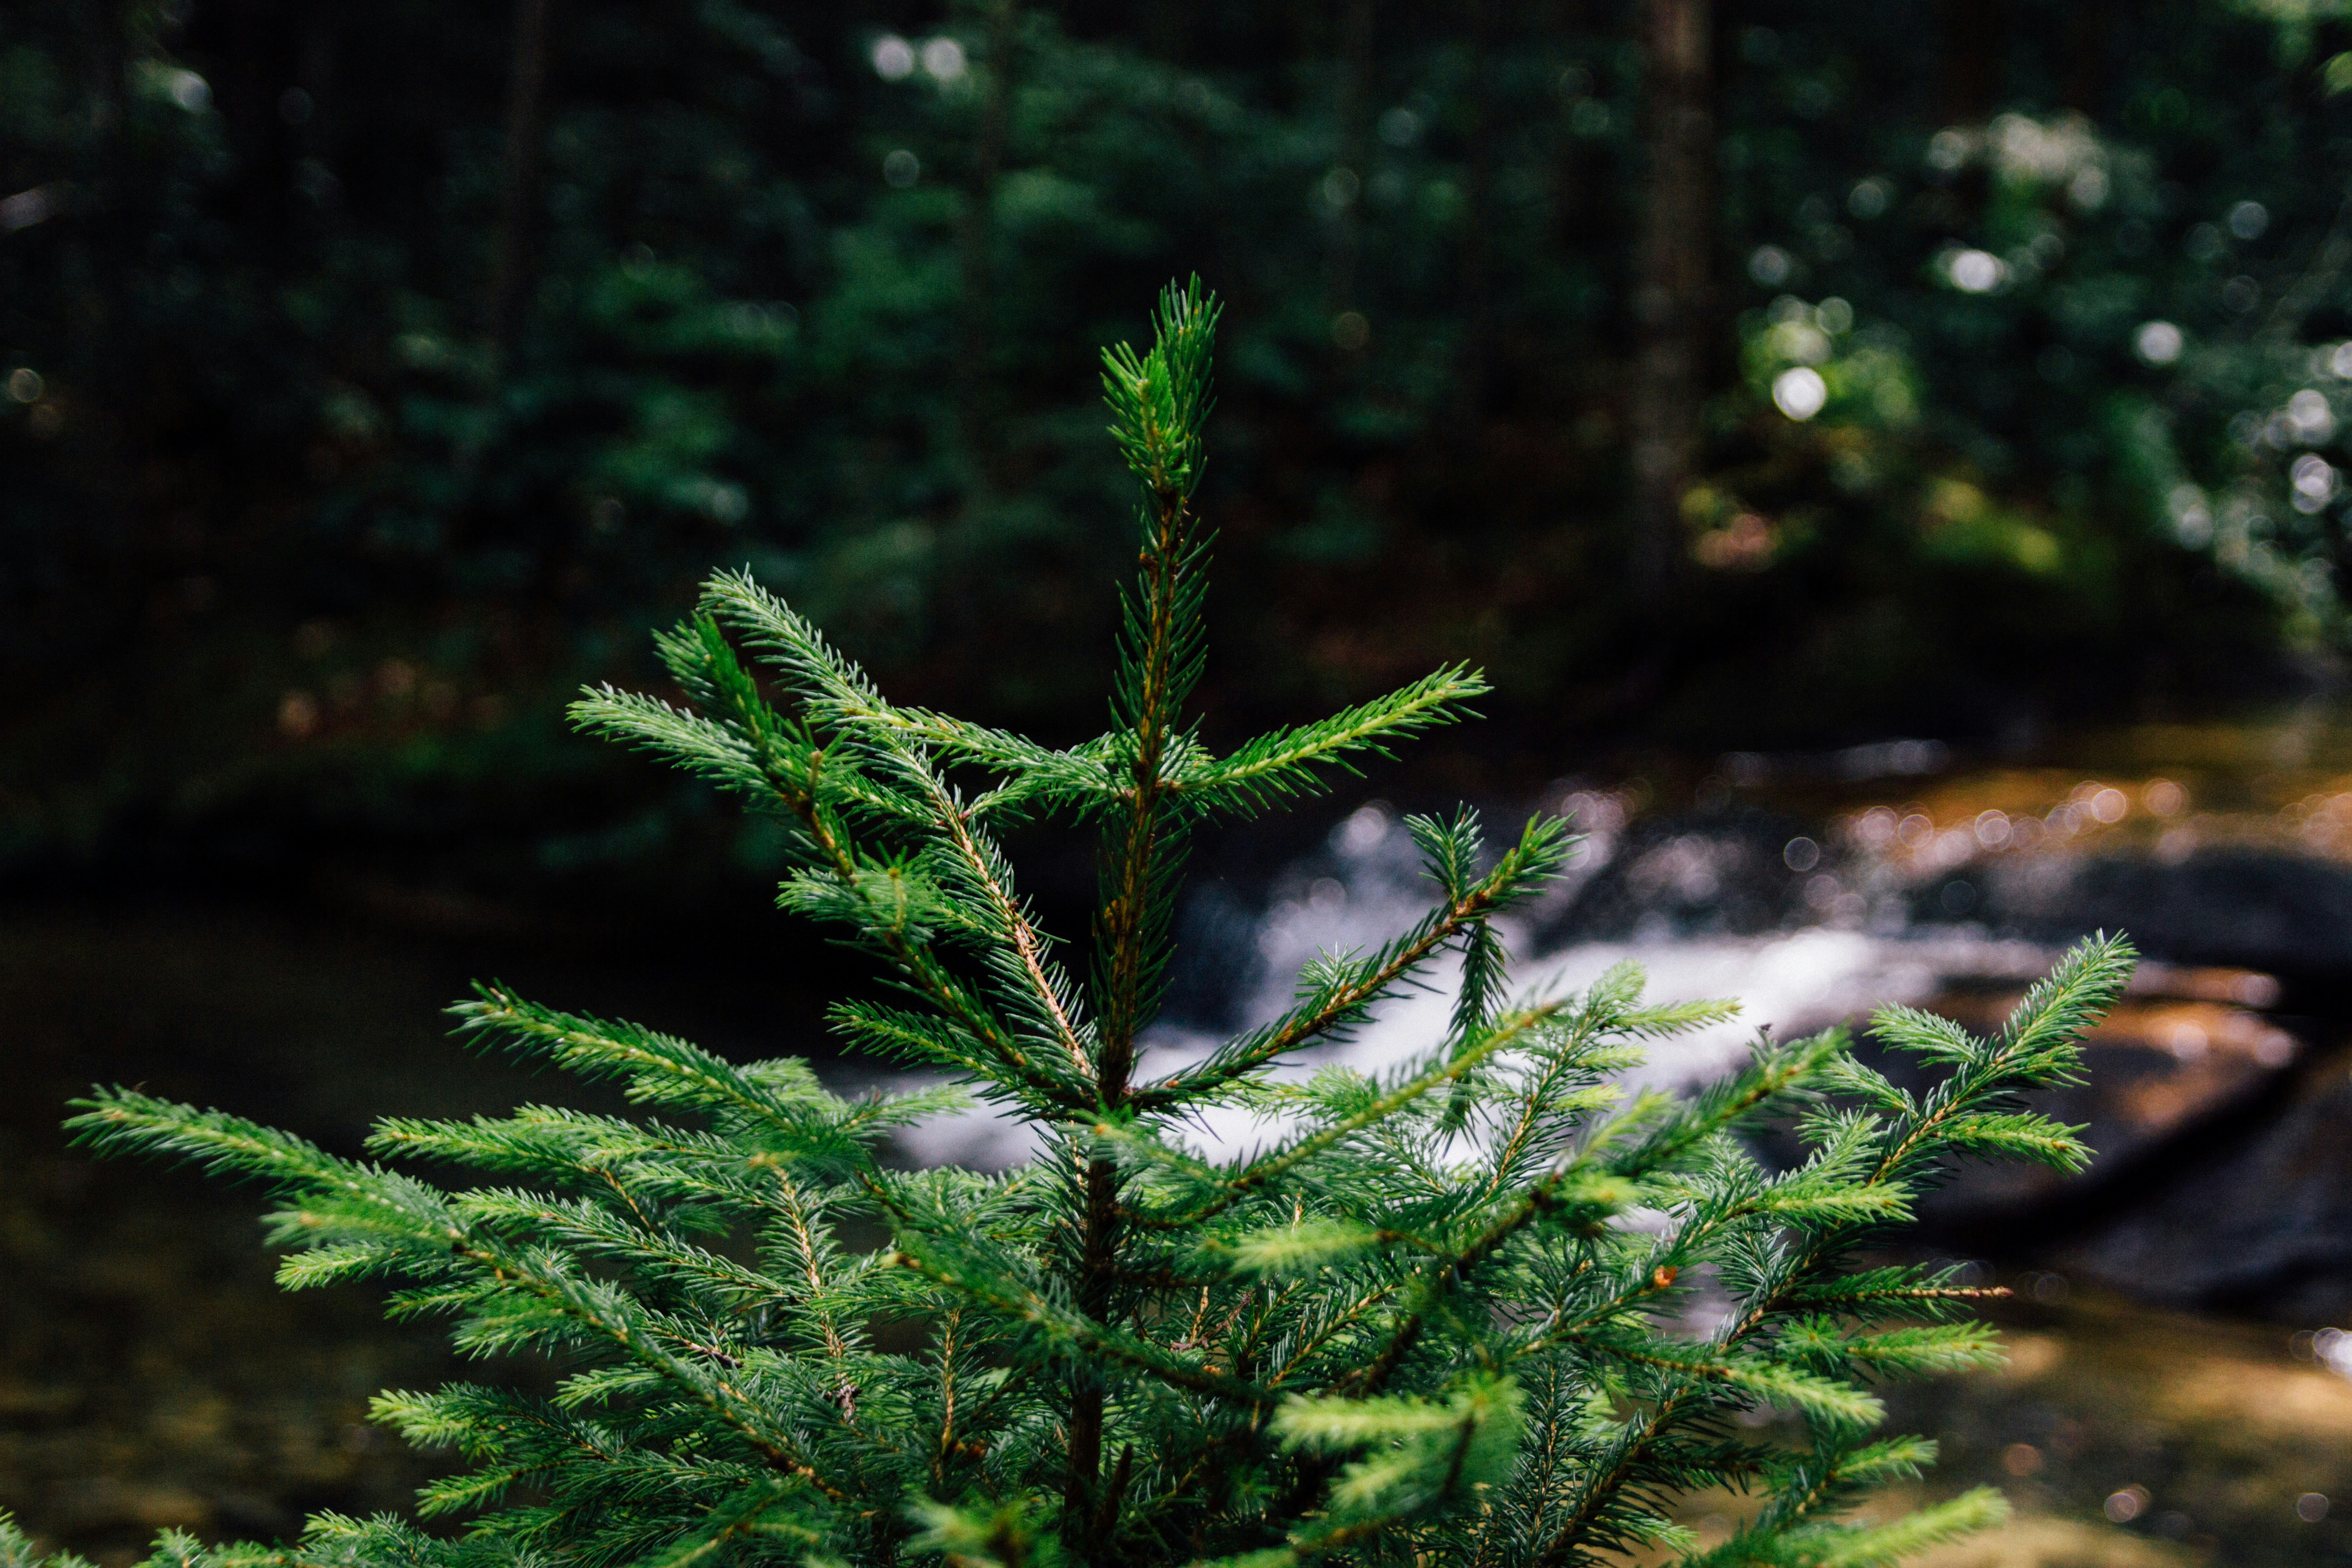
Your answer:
1980,848 -> 2352,981
1889,970 -> 2298,1227
1533,807 -> 1825,944
2051,1047 -> 2352,1321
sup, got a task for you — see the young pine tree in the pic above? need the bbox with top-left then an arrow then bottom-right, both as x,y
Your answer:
44,282 -> 2132,1568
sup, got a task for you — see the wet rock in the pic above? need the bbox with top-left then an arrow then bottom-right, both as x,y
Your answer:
1818,943 -> 2352,1322
1981,848 -> 2352,980
1896,973 -> 2302,1225
2051,1041 -> 2352,1321
1161,879 -> 1268,1031
1533,808 -> 1834,945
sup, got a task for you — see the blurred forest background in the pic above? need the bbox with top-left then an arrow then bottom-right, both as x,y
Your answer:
28,9 -> 2352,1558
5,0 -> 2351,905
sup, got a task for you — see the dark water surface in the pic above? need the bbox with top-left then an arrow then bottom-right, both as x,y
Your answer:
0,898 -> 848,1562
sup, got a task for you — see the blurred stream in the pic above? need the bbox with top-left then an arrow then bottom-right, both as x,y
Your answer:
16,708 -> 2352,1563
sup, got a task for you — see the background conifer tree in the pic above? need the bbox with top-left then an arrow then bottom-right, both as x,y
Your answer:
40,282 -> 2135,1568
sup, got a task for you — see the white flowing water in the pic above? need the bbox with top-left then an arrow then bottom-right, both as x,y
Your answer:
900,800 -> 2053,1170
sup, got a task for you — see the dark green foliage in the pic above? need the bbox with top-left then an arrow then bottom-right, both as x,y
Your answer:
1,0 -> 2335,877
54,289 -> 2136,1568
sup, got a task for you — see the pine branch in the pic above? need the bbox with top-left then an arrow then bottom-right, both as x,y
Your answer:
1134,813 -> 1574,1111
1526,935 -> 2133,1565
1128,995 -> 1579,1231
1179,665 -> 1492,813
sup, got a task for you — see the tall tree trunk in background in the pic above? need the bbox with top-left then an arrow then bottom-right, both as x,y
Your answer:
224,0 -> 274,239
489,0 -> 553,359
1940,0 -> 2006,124
1937,0 -> 2003,228
1454,0 -> 1494,428
292,16 -> 335,177
959,0 -> 1017,490
1144,0 -> 1189,81
1628,0 -> 1710,605
2063,1 -> 2117,114
1328,0 -> 1374,343
86,0 -> 126,130
1548,0 -> 1599,289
